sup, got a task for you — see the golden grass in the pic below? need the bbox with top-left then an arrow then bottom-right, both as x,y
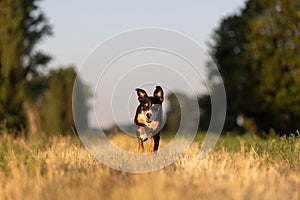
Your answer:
0,133 -> 299,200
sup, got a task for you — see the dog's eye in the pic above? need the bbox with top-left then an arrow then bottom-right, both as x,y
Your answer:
145,103 -> 148,107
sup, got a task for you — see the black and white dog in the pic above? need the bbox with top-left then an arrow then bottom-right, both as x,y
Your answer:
134,86 -> 164,152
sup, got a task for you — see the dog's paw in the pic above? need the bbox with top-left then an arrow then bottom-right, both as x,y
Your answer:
140,134 -> 148,141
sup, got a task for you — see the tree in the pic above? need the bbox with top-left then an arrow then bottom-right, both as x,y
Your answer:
73,74 -> 90,132
245,0 -> 300,132
164,92 -> 181,133
165,92 -> 199,133
0,0 -> 51,131
40,67 -> 89,134
201,0 -> 300,133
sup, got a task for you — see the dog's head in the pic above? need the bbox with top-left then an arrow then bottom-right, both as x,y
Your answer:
135,86 -> 164,126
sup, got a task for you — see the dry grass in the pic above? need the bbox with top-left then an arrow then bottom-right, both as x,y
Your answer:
0,133 -> 299,200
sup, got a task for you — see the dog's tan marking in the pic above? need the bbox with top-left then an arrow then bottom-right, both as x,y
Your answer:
138,138 -> 144,152
149,137 -> 155,152
137,111 -> 147,125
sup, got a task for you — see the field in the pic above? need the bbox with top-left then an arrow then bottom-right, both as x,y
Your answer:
0,132 -> 299,200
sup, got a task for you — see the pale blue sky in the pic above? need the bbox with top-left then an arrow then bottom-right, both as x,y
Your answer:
39,0 -> 246,68
38,0 -> 247,128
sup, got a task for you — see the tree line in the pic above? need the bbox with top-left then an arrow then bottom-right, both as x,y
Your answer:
199,0 -> 300,134
166,0 -> 300,135
0,0 -> 89,135
1,0 -> 299,135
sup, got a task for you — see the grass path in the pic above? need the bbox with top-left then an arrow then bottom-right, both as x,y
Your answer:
0,133 -> 299,199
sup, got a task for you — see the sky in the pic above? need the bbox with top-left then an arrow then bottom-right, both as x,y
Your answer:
38,0 -> 247,129
39,0 -> 246,68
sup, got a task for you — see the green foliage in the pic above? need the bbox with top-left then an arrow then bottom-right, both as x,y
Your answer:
0,138 -> 8,172
0,1 -> 89,135
164,92 -> 200,133
40,67 -> 89,134
164,92 -> 181,132
73,75 -> 90,132
202,0 -> 300,133
207,132 -> 300,171
0,0 -> 51,130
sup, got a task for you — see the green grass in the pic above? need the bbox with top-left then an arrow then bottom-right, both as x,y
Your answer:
131,130 -> 300,171
211,133 -> 300,172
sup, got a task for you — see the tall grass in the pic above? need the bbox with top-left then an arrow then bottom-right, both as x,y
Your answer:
0,131 -> 299,200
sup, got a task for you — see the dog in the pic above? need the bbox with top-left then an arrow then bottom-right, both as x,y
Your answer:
134,86 -> 164,152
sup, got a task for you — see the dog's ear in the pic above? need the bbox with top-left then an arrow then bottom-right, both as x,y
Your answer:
136,88 -> 148,102
153,86 -> 164,103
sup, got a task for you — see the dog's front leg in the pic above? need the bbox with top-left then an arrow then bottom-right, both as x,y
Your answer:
137,126 -> 147,152
138,138 -> 144,152
153,133 -> 160,152
149,137 -> 155,152
149,133 -> 160,152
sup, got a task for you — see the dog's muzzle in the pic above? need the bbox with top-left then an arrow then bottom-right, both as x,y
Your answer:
146,112 -> 153,123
